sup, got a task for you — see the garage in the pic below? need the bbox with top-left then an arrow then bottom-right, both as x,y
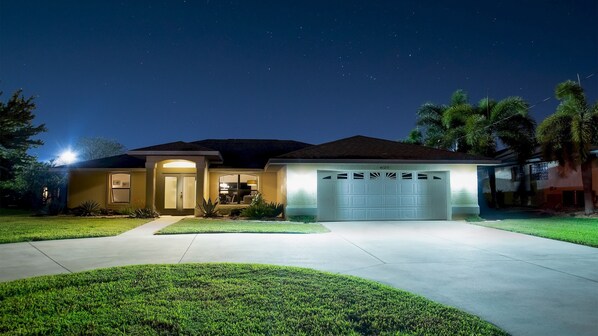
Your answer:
317,170 -> 449,221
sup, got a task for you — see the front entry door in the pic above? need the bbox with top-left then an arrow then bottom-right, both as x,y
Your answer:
163,174 -> 196,213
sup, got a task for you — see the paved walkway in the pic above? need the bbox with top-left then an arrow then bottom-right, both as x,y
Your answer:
1,219 -> 597,336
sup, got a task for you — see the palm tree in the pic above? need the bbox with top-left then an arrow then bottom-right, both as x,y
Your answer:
537,80 -> 598,215
413,90 -> 470,150
421,91 -> 536,208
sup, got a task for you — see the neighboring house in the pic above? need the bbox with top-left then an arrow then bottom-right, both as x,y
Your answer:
482,147 -> 598,209
62,135 -> 496,220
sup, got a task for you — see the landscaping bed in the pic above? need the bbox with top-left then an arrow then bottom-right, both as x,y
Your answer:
157,218 -> 329,234
0,263 -> 507,335
473,217 -> 598,247
0,213 -> 151,244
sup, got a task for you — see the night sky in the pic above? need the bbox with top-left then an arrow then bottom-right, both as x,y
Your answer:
1,0 -> 597,161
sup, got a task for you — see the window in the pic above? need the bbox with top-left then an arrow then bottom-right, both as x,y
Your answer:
401,172 -> 413,180
337,173 -> 348,180
370,172 -> 381,180
111,173 -> 131,203
531,163 -> 548,180
219,174 -> 258,204
353,172 -> 364,180
417,173 -> 428,180
386,172 -> 397,180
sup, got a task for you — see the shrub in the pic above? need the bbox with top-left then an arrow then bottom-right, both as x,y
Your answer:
197,198 -> 219,217
289,215 -> 317,223
74,200 -> 100,216
130,208 -> 160,218
241,193 -> 284,219
115,206 -> 135,216
218,206 -> 245,217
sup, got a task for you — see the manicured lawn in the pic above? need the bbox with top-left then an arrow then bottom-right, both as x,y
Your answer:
0,263 -> 506,335
474,217 -> 598,247
157,218 -> 330,234
0,212 -> 151,244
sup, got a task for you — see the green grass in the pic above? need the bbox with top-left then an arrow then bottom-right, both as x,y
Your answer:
0,263 -> 507,335
474,217 -> 598,247
0,213 -> 151,244
157,218 -> 330,234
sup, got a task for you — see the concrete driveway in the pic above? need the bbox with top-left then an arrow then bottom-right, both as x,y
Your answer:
1,218 -> 597,336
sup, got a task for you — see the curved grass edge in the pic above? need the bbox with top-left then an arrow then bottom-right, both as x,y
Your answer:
0,263 -> 507,336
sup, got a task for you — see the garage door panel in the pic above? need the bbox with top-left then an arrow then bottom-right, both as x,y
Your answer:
352,196 -> 367,207
317,170 -> 448,221
367,195 -> 384,206
400,196 -> 416,206
367,183 -> 384,195
384,196 -> 397,206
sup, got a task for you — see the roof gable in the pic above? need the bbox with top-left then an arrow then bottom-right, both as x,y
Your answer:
274,135 -> 495,162
193,139 -> 312,168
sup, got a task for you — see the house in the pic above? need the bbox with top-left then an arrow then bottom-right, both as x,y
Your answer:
482,147 -> 598,209
63,135 -> 496,220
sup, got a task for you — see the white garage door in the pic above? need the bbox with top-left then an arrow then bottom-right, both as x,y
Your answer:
317,170 -> 448,221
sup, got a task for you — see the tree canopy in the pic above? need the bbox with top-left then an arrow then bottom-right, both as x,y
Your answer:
74,137 -> 126,161
0,90 -> 47,204
537,80 -> 598,214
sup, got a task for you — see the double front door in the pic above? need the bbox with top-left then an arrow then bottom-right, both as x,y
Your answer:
163,174 -> 196,213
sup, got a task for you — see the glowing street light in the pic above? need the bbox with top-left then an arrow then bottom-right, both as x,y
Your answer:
58,150 -> 77,165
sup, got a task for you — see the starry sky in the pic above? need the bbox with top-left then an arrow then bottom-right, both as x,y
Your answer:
1,0 -> 597,161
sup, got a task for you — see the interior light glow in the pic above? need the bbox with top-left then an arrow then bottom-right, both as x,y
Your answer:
163,161 -> 196,168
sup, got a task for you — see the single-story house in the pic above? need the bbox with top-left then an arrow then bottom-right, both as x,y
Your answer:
63,135 -> 496,220
482,146 -> 598,209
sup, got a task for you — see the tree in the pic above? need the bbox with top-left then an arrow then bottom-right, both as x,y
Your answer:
0,90 -> 47,206
74,137 -> 126,161
413,90 -> 471,151
12,160 -> 67,213
412,90 -> 536,208
537,80 -> 598,215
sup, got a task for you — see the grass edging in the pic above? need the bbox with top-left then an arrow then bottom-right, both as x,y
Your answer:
156,218 -> 329,235
0,263 -> 507,335
0,215 -> 152,244
471,217 -> 598,247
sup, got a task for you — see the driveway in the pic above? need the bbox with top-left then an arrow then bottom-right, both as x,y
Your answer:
1,218 -> 597,336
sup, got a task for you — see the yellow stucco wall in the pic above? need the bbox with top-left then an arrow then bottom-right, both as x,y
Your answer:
68,170 -> 146,209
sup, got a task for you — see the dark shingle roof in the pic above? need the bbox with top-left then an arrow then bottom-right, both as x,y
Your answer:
275,135 -> 495,162
130,141 -> 216,152
63,154 -> 146,169
193,139 -> 312,168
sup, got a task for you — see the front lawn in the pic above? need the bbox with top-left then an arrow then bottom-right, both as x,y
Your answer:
0,263 -> 507,335
157,218 -> 329,234
474,217 -> 598,247
0,213 -> 151,244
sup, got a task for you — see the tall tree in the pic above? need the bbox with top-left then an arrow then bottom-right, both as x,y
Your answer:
74,137 -> 126,161
412,90 -> 536,207
413,90 -> 473,151
0,90 -> 47,206
537,80 -> 598,214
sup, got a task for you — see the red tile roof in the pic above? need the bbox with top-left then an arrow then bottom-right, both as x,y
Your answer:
274,135 -> 496,162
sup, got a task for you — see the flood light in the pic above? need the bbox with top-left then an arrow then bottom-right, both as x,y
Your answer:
58,150 -> 77,165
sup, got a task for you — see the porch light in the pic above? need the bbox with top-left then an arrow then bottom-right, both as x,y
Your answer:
163,161 -> 195,168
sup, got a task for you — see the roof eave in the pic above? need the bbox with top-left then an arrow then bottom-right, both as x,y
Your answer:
267,158 -> 500,166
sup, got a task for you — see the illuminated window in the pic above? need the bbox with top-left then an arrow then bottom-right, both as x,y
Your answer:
111,173 -> 131,203
219,174 -> 258,204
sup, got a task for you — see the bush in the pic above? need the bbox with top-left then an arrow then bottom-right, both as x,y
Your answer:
241,193 -> 284,219
74,200 -> 100,216
289,215 -> 317,223
130,208 -> 160,218
218,206 -> 245,217
197,198 -> 219,217
465,215 -> 485,222
115,206 -> 135,216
